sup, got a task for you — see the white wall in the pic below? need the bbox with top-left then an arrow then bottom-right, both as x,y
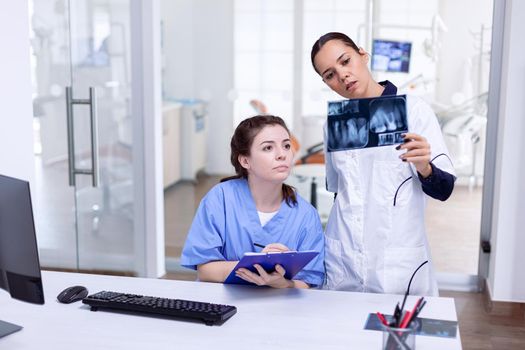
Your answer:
160,0 -> 195,99
161,0 -> 234,175
131,0 -> 166,278
194,0 -> 234,175
0,1 -> 34,184
487,0 -> 525,302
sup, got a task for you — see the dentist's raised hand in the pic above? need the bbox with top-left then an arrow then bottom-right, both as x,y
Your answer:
397,133 -> 432,178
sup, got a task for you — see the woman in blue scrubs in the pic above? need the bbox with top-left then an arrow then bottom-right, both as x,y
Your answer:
181,115 -> 325,288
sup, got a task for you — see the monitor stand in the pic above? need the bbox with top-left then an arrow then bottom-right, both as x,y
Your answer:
0,319 -> 22,338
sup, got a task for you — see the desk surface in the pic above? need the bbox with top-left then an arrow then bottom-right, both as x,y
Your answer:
0,271 -> 461,349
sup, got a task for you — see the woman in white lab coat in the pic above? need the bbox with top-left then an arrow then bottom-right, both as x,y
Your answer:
311,32 -> 456,296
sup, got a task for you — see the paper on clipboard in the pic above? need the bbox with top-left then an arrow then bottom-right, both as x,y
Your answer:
224,250 -> 319,285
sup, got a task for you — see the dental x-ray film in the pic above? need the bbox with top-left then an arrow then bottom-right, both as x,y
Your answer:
326,95 -> 407,151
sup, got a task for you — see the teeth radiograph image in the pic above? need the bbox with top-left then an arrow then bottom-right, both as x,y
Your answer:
328,117 -> 368,150
327,95 -> 407,151
369,98 -> 406,133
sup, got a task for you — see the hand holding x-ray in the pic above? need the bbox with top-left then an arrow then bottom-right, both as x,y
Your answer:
397,132 -> 432,177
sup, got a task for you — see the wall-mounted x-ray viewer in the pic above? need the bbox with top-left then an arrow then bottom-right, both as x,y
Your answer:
371,39 -> 412,73
326,95 -> 407,151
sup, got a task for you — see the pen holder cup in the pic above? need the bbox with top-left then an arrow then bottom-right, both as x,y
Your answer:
381,323 -> 416,350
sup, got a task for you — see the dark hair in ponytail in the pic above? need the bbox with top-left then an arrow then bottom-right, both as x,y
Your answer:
221,115 -> 297,207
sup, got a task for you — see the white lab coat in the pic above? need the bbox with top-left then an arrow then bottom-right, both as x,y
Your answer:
323,95 -> 455,296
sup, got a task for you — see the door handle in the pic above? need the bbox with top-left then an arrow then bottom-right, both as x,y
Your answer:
65,86 -> 99,187
65,86 -> 76,187
88,87 -> 99,187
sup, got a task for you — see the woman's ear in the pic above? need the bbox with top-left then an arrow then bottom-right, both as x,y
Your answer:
238,154 -> 250,170
358,47 -> 370,63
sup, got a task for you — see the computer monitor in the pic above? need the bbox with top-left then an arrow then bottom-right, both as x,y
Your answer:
0,174 -> 45,338
371,39 -> 412,73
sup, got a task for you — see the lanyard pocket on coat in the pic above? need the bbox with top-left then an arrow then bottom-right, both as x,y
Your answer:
383,246 -> 434,296
372,160 -> 414,206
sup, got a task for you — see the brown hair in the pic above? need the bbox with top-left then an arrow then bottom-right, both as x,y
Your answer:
221,115 -> 297,207
311,32 -> 360,74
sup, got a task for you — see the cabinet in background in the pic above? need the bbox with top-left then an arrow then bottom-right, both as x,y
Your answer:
179,100 -> 208,182
163,103 -> 182,188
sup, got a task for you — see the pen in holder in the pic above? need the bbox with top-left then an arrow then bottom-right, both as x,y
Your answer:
381,321 -> 417,350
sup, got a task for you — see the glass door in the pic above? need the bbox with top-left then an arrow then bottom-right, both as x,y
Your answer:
30,0 -> 144,275
30,0 -> 77,269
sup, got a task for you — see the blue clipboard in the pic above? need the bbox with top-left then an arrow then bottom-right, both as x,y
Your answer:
224,250 -> 319,285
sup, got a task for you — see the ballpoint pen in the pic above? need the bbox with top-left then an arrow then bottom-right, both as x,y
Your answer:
392,302 -> 402,327
406,300 -> 427,329
376,312 -> 389,326
401,299 -> 426,331
399,310 -> 413,329
401,297 -> 424,328
417,300 -> 427,313
253,243 -> 265,249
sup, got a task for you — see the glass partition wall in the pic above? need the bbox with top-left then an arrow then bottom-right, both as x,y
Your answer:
30,0 -> 146,275
160,0 -> 494,290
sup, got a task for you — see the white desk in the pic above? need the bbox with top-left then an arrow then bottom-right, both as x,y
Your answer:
0,271 -> 461,349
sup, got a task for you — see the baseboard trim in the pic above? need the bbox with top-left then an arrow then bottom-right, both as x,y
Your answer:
482,278 -> 525,319
437,272 -> 480,292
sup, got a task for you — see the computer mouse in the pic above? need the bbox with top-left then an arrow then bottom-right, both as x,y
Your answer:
57,285 -> 89,304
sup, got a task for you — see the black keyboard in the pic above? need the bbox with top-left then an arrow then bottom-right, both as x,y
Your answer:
82,291 -> 237,326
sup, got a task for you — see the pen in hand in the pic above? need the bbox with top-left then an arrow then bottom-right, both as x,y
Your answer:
254,243 -> 290,253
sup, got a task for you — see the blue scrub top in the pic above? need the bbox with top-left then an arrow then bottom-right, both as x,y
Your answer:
180,178 -> 325,286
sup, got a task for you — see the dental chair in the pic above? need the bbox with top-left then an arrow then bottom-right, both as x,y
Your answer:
442,114 -> 486,191
438,93 -> 488,191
